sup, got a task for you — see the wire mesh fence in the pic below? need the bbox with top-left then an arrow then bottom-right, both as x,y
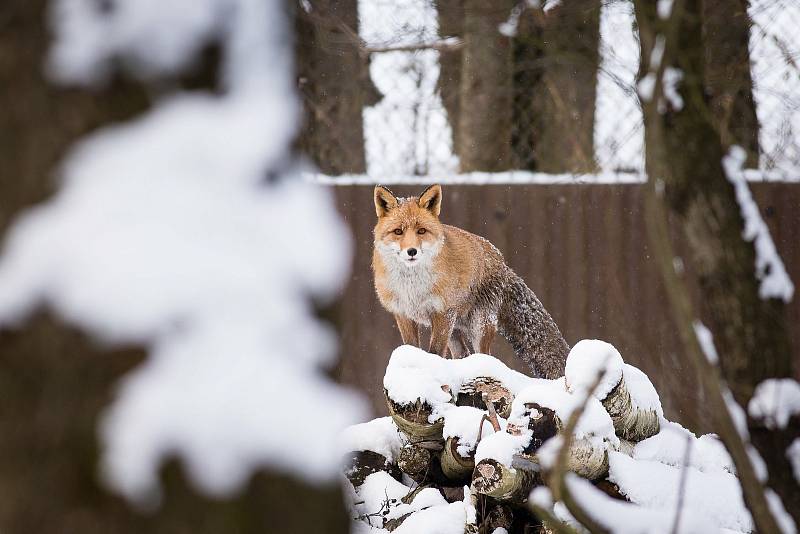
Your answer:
297,0 -> 800,181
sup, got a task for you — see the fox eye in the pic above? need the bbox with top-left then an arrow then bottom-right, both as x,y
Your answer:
417,228 -> 426,235
393,228 -> 403,235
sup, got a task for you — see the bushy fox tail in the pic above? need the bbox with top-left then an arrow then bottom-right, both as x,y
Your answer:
498,270 -> 569,379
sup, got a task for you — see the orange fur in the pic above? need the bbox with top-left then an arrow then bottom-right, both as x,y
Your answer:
372,185 -> 506,357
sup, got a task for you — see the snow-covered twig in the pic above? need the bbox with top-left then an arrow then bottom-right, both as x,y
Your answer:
546,368 -> 612,534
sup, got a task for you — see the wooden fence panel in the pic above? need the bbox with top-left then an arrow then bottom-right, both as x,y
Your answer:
328,183 -> 799,432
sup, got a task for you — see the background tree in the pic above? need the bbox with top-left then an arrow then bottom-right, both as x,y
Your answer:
456,0 -> 514,171
435,0 -> 464,156
514,1 -> 601,172
296,0 -> 379,174
634,0 -> 797,525
702,0 -> 760,167
0,1 -> 350,532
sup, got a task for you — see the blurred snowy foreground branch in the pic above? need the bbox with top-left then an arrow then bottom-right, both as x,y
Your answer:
341,342 -> 771,533
0,0 -> 364,506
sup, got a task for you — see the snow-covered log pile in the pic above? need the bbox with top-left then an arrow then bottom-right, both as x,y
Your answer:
341,342 -> 756,533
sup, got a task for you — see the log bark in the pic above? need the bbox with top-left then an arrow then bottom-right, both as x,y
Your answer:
385,391 -> 446,441
343,450 -> 401,488
600,376 -> 660,442
513,403 -> 609,480
397,442 -> 449,486
456,0 -> 514,171
440,437 -> 475,482
701,0 -> 760,167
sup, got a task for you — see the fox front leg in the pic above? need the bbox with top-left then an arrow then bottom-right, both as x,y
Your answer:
394,314 -> 420,347
429,310 -> 457,357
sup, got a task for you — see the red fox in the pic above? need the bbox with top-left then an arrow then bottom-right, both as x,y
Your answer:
372,184 -> 569,379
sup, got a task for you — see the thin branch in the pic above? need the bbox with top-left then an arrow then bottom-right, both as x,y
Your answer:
483,392 -> 502,431
633,0 -> 782,527
529,502 -> 582,534
670,434 -> 693,534
363,38 -> 464,54
548,369 -> 612,534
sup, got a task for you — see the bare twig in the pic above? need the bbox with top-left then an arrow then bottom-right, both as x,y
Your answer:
633,0 -> 782,528
529,502 -> 582,534
548,369 -> 612,534
670,434 -> 693,534
483,392 -> 502,432
363,38 -> 464,54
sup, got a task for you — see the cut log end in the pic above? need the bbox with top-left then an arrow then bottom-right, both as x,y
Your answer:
472,459 -> 539,503
440,436 -> 475,482
457,377 -> 514,418
343,450 -> 400,488
385,390 -> 444,441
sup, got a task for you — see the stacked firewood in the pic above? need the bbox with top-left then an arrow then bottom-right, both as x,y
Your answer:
342,343 -> 663,533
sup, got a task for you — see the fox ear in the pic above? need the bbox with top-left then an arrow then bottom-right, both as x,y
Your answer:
418,184 -> 442,217
374,185 -> 398,218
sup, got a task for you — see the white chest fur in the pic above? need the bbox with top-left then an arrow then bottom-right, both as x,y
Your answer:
376,244 -> 444,325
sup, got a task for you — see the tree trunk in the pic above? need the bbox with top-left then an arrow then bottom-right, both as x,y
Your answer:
0,2 -> 350,532
633,0 -> 796,526
456,0 -> 514,172
295,0 -> 376,174
435,0 -> 464,155
701,0 -> 760,167
514,1 -> 601,172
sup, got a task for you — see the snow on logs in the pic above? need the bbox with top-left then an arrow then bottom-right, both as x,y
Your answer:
345,344 -> 668,531
470,380 -> 619,503
565,340 -> 662,442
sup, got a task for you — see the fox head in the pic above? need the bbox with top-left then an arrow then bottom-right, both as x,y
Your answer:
373,184 -> 444,267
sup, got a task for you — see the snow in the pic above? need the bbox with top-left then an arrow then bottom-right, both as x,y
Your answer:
0,0 -> 366,505
693,321 -> 720,365
359,0 -> 456,177
354,0 -> 800,180
474,428 -> 533,467
723,146 -> 795,302
306,170 -> 647,186
340,417 -> 404,462
766,489 -> 797,534
749,0 -> 800,175
608,451 -> 753,532
564,339 -> 624,400
563,472 -> 714,534
657,0 -> 674,19
748,378 -> 800,429
662,67 -> 685,111
723,387 -> 751,440
595,0 -> 644,171
392,502 -> 469,534
355,347 -> 772,533
637,73 -> 656,102
633,421 -> 734,474
512,380 -> 618,449
355,471 -> 448,528
622,363 -> 665,418
439,405 -> 499,455
787,438 -> 800,484
353,471 -> 469,533
384,345 -> 533,407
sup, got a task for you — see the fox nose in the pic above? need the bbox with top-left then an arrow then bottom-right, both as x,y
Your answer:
407,248 -> 417,257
